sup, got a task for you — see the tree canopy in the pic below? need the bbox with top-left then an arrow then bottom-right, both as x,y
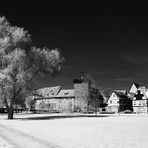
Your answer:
0,16 -> 64,119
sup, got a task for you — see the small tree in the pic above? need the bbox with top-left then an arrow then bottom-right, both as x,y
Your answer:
0,16 -> 64,119
25,95 -> 35,112
101,89 -> 112,103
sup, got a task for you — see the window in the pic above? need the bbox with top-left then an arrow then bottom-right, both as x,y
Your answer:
110,100 -> 112,104
64,92 -> 69,95
102,108 -> 106,111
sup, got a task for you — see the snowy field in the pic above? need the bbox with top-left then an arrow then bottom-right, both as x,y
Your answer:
0,113 -> 148,148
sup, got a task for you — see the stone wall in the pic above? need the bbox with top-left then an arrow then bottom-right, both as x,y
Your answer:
57,98 -> 74,113
35,98 -> 74,113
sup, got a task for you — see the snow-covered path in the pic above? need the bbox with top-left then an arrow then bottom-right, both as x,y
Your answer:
0,134 -> 13,148
0,114 -> 148,148
0,121 -> 60,148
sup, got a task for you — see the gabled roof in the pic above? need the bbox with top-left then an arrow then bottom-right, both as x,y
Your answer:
138,87 -> 148,99
35,86 -> 60,98
113,91 -> 129,100
128,84 -> 148,99
114,90 -> 127,94
133,83 -> 139,88
56,89 -> 74,98
129,83 -> 140,94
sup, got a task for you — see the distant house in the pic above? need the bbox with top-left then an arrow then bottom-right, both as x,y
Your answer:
129,83 -> 148,114
34,76 -> 103,113
107,91 -> 132,113
128,83 -> 140,99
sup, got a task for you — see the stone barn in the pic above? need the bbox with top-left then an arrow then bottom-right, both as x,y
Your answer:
34,76 -> 103,113
34,86 -> 75,113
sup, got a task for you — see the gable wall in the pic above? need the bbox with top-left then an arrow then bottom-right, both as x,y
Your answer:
129,84 -> 138,94
108,92 -> 119,106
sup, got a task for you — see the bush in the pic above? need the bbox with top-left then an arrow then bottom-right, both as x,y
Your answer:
123,110 -> 132,114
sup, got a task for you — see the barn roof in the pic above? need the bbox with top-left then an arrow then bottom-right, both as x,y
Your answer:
35,86 -> 60,98
56,89 -> 74,98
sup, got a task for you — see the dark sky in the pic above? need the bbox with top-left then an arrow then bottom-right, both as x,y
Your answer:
1,1 -> 148,90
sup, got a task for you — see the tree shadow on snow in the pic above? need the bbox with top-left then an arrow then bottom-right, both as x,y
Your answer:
15,114 -> 109,120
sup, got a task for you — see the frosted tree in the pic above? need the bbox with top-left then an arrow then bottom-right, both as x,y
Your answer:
0,16 -> 64,119
25,95 -> 35,112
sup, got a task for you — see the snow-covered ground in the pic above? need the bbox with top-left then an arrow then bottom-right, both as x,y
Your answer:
0,136 -> 14,148
0,113 -> 148,148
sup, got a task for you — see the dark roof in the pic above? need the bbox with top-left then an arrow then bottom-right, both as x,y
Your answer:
73,79 -> 83,83
73,78 -> 91,84
114,90 -> 127,94
114,92 -> 129,100
133,83 -> 139,88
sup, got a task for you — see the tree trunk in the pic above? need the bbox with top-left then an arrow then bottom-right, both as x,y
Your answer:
95,107 -> 97,115
7,104 -> 14,119
95,100 -> 98,115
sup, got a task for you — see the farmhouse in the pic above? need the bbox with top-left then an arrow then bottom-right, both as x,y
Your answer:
107,90 -> 132,113
129,83 -> 148,114
34,77 -> 103,113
